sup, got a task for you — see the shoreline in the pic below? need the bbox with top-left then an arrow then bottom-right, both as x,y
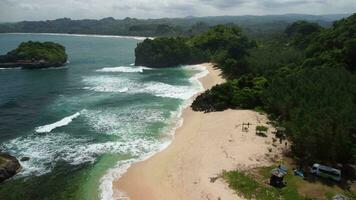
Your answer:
112,63 -> 279,200
0,32 -> 153,40
99,63 -> 219,200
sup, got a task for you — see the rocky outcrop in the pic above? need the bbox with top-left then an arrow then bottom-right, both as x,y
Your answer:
0,41 -> 68,69
0,153 -> 21,183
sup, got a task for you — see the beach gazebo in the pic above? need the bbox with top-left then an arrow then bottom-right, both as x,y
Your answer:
270,165 -> 288,188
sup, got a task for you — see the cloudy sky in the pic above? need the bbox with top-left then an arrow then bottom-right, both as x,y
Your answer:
1,0 -> 355,22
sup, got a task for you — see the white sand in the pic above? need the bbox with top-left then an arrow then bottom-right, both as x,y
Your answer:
113,63 -> 280,200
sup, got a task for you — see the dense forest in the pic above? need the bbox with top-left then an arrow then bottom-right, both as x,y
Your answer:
135,14 -> 356,167
0,14 -> 349,38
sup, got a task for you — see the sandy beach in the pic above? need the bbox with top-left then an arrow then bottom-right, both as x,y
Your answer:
113,63 -> 280,200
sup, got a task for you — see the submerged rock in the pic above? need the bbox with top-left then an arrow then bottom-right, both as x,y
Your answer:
0,153 -> 21,183
20,157 -> 30,162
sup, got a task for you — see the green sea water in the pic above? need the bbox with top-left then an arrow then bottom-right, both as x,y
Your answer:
0,33 -> 207,200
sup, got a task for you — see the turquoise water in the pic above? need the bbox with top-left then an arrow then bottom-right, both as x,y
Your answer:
0,33 -> 207,200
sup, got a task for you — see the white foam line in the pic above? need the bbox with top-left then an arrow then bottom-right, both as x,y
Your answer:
99,64 -> 209,200
96,66 -> 152,73
1,33 -> 153,40
0,67 -> 21,70
35,112 -> 81,133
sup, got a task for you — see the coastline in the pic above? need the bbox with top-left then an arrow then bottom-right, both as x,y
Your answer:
0,32 -> 153,40
112,63 -> 279,199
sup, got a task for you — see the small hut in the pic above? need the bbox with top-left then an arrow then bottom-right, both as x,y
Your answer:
270,165 -> 288,187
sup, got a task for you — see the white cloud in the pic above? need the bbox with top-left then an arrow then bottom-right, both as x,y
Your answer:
0,0 -> 355,22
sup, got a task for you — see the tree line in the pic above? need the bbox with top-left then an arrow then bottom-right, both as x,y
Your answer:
135,14 -> 356,166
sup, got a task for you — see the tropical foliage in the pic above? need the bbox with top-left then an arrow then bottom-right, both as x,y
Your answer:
135,25 -> 256,78
135,37 -> 207,67
191,14 -> 356,165
0,14 -> 347,38
11,41 -> 67,63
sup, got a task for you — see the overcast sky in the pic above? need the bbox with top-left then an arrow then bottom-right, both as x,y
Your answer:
1,0 -> 355,22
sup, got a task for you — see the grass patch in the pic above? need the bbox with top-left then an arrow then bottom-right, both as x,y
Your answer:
223,169 -> 309,200
256,125 -> 268,137
223,162 -> 355,200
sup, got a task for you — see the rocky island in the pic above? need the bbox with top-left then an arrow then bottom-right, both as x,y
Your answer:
0,41 -> 68,69
0,153 -> 21,183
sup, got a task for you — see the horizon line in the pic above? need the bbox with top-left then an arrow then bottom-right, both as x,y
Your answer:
0,12 -> 352,23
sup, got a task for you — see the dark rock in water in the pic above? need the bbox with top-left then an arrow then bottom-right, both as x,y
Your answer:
20,157 -> 30,162
0,41 -> 68,69
0,153 -> 21,183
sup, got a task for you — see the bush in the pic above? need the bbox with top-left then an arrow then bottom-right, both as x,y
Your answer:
192,75 -> 267,112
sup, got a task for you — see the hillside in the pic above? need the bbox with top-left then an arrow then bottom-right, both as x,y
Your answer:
0,14 -> 350,38
133,13 -> 356,166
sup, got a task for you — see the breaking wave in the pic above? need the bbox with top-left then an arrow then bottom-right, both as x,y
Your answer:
96,66 -> 152,73
84,64 -> 208,100
35,112 -> 81,133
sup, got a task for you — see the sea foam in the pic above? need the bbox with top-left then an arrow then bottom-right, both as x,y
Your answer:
85,64 -> 208,100
98,64 -> 209,200
35,112 -> 81,133
96,66 -> 152,73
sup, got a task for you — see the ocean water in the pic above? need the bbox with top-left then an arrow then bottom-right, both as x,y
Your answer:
0,33 -> 207,200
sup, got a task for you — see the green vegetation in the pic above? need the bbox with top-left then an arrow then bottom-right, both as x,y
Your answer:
0,14 -> 348,38
256,125 -> 268,137
0,41 -> 68,69
285,21 -> 322,48
191,74 -> 266,111
264,67 -> 356,164
137,13 -> 356,166
13,41 -> 67,63
135,37 -> 207,67
132,13 -> 356,199
192,25 -> 256,78
224,162 -> 355,200
223,169 -> 308,200
256,126 -> 268,132
135,25 -> 255,74
190,14 -> 356,166
132,15 -> 356,197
